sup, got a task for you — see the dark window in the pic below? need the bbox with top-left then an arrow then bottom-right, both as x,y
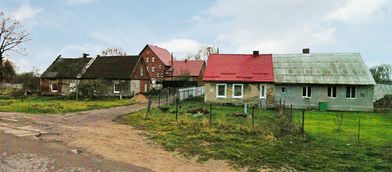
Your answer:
217,84 -> 226,97
303,86 -> 311,98
346,86 -> 356,98
281,87 -> 286,93
328,86 -> 337,98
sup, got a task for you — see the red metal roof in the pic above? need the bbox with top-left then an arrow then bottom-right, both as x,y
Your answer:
203,54 -> 274,82
172,60 -> 205,77
148,44 -> 172,66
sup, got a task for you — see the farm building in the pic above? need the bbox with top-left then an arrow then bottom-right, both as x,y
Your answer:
203,51 -> 275,107
139,44 -> 173,88
374,84 -> 392,101
81,55 -> 150,97
273,51 -> 376,111
40,54 -> 93,95
165,59 -> 206,86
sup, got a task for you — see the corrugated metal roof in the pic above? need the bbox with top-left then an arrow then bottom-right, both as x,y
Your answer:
374,84 -> 392,100
272,53 -> 376,85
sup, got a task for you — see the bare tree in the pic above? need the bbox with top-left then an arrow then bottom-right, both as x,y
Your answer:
186,46 -> 218,60
101,47 -> 127,56
370,64 -> 392,84
0,12 -> 30,82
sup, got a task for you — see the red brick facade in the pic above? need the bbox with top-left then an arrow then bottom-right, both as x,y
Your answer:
139,45 -> 172,84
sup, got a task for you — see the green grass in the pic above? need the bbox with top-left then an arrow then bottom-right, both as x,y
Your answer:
0,96 -> 135,114
119,97 -> 392,171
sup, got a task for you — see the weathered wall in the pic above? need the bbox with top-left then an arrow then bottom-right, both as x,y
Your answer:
204,82 -> 274,107
41,79 -> 74,96
274,84 -> 374,111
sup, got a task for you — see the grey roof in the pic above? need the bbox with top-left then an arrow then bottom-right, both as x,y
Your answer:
81,56 -> 140,79
272,53 -> 376,85
374,84 -> 392,100
41,57 -> 92,79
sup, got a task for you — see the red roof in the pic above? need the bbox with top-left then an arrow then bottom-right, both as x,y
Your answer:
147,44 -> 172,66
203,54 -> 274,82
172,60 -> 205,77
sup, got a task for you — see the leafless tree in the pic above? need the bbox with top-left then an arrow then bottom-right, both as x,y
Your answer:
0,12 -> 30,81
101,47 -> 127,56
186,46 -> 218,60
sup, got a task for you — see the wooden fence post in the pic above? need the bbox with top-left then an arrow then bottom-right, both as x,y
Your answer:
252,106 -> 255,132
175,96 -> 179,122
158,91 -> 161,107
301,109 -> 305,134
144,95 -> 152,119
209,103 -> 213,126
357,117 -> 361,142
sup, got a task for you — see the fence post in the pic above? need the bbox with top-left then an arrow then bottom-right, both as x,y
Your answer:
252,106 -> 255,132
209,103 -> 213,126
357,117 -> 361,142
301,109 -> 305,134
165,89 -> 168,105
144,95 -> 152,119
158,91 -> 161,107
175,96 -> 179,122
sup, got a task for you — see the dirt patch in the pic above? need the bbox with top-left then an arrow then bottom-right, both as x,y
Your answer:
64,120 -> 238,172
132,94 -> 148,103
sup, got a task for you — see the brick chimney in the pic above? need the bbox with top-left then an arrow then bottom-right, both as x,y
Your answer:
82,53 -> 89,58
253,50 -> 259,57
302,48 -> 310,54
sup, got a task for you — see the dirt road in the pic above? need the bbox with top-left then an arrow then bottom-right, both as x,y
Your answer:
0,100 -> 237,172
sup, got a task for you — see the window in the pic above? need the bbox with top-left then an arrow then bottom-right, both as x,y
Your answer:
161,73 -> 164,77
281,87 -> 286,93
146,57 -> 149,63
328,86 -> 337,98
216,84 -> 227,98
152,67 -> 155,72
114,83 -> 121,93
159,64 -> 162,69
140,67 -> 143,76
346,86 -> 356,98
260,84 -> 266,99
232,84 -> 243,98
152,57 -> 155,62
69,83 -> 76,92
50,82 -> 58,92
302,86 -> 311,98
157,73 -> 160,78
146,67 -> 149,71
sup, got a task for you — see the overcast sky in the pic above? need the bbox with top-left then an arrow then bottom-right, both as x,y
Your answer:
1,0 -> 391,73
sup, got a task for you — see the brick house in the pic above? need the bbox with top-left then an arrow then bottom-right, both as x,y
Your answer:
81,55 -> 150,96
166,59 -> 206,85
40,54 -> 93,95
203,51 -> 275,107
139,44 -> 173,88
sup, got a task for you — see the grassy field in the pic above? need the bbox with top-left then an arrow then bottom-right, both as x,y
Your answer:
0,96 -> 135,114
119,97 -> 392,171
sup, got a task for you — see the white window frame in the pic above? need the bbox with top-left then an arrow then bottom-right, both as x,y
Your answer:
69,83 -> 76,92
146,57 -> 149,63
140,67 -> 143,76
260,84 -> 266,99
113,83 -> 121,93
156,73 -> 160,78
302,86 -> 311,98
346,86 -> 356,99
146,67 -> 149,72
159,64 -> 162,69
216,83 -> 227,98
151,67 -> 155,72
50,82 -> 58,93
161,73 -> 164,77
328,86 -> 337,98
232,84 -> 244,99
152,57 -> 155,62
